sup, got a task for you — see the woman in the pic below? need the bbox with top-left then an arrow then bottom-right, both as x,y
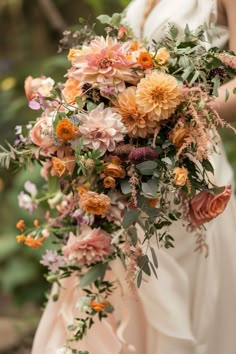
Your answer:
32,1 -> 236,353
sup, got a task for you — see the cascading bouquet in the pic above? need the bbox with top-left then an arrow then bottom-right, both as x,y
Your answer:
1,12 -> 236,351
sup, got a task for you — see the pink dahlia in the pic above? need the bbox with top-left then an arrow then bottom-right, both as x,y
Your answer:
62,225 -> 114,266
70,36 -> 138,89
78,104 -> 127,155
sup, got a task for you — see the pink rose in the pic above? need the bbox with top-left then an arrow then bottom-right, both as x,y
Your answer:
30,117 -> 56,153
189,185 -> 231,227
62,225 -> 114,266
24,76 -> 54,101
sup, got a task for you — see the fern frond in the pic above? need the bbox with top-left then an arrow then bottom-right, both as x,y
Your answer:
0,143 -> 16,169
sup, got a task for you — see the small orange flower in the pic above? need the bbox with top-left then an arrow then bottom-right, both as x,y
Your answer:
51,157 -> 66,177
130,40 -> 142,52
103,176 -> 116,189
16,219 -> 25,232
79,191 -> 110,216
173,167 -> 188,186
77,185 -> 89,197
33,219 -> 39,227
90,301 -> 109,312
16,235 -> 26,243
147,198 -> 158,208
169,127 -> 189,148
24,236 -> 46,249
138,52 -> 153,68
56,118 -> 77,140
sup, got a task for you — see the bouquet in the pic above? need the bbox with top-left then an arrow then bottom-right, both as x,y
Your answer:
1,12 -> 236,352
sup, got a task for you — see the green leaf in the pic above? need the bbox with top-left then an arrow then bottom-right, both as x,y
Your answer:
142,180 -> 158,197
86,101 -> 97,112
137,255 -> 151,276
136,161 -> 158,175
120,180 -> 131,194
182,66 -> 194,81
233,87 -> 236,94
202,159 -> 214,174
150,247 -> 158,268
225,89 -> 230,102
190,70 -> 200,84
80,263 -> 107,288
212,76 -> 221,97
137,270 -> 142,288
97,14 -> 111,24
122,209 -> 141,229
48,174 -> 60,194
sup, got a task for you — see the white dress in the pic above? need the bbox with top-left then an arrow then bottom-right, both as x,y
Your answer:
32,1 -> 236,353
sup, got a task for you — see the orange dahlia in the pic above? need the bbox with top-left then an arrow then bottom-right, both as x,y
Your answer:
115,86 -> 157,138
79,191 -> 110,216
136,72 -> 181,121
56,118 -> 78,140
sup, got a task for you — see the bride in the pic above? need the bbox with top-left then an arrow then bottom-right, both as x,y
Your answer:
32,1 -> 236,353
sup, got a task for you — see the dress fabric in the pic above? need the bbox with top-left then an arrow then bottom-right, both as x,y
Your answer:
32,1 -> 236,353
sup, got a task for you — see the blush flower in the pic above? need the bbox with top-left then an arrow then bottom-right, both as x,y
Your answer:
30,116 -> 56,153
24,76 -> 55,101
115,86 -> 157,138
189,185 -> 231,227
18,181 -> 38,214
62,225 -> 114,266
78,104 -> 127,155
62,77 -> 82,104
136,71 -> 181,121
71,36 -> 138,89
79,191 -> 111,216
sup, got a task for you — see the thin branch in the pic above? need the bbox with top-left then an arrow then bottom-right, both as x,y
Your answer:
38,0 -> 67,33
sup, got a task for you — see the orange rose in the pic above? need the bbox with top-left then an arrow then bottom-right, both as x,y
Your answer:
77,185 -> 89,197
51,157 -> 66,177
79,191 -> 110,216
170,127 -> 189,148
103,176 -> 116,189
173,167 -> 188,186
103,163 -> 125,178
189,185 -> 231,227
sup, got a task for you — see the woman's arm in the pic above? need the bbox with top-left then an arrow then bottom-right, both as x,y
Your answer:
214,0 -> 236,122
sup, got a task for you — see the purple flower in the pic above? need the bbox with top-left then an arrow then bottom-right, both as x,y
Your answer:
40,250 -> 66,272
72,209 -> 95,225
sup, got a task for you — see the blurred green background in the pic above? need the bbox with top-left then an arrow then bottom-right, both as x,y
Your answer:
0,0 -> 235,351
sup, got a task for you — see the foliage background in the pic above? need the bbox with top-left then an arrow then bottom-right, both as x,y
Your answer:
0,0 -> 235,317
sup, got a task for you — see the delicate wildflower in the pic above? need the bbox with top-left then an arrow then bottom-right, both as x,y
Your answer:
16,219 -> 25,232
24,236 -> 46,249
79,191 -> 111,216
56,118 -> 78,140
16,235 -> 26,243
40,250 -> 66,272
72,209 -> 95,225
216,52 -> 236,70
89,301 -> 109,312
18,181 -> 38,214
136,71 -> 181,120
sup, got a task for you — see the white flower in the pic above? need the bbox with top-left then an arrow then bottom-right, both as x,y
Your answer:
78,104 -> 127,155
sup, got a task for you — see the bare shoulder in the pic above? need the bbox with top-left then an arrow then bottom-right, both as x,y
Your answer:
220,0 -> 236,52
